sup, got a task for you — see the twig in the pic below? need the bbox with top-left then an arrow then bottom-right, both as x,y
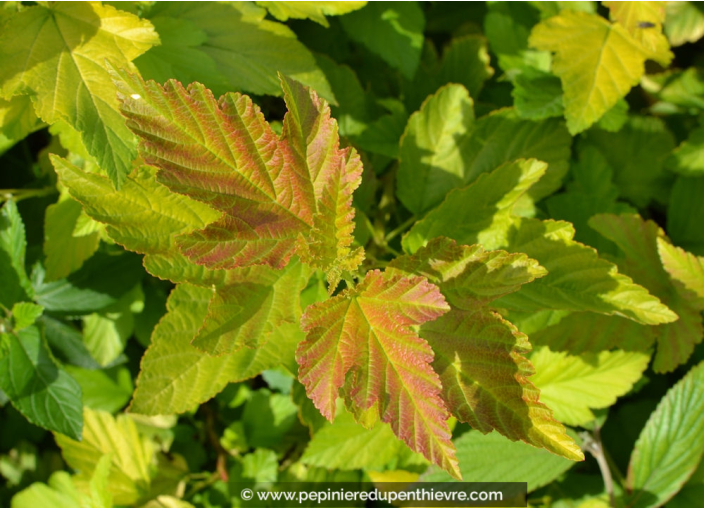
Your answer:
580,428 -> 615,507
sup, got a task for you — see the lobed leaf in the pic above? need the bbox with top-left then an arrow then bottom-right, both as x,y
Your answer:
0,200 -> 33,308
605,1 -> 673,66
114,69 -> 362,289
657,239 -> 704,308
130,284 -> 303,415
0,2 -> 159,187
296,270 -> 459,478
590,214 -> 704,372
530,11 -> 647,134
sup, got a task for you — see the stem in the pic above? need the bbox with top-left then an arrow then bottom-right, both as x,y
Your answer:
581,429 -> 615,507
1,188 -> 56,202
384,215 -> 416,243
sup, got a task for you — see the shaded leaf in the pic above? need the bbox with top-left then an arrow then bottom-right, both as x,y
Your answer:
130,284 -> 304,415
590,213 -> 704,372
0,326 -> 83,440
339,2 -> 425,79
422,430 -> 575,492
0,200 -> 33,308
135,2 -> 334,101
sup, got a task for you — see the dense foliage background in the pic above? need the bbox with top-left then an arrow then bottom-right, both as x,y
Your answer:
2,1 -> 704,508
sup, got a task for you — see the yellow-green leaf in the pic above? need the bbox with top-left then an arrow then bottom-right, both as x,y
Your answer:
256,1 -> 366,27
605,1 -> 673,66
0,2 -> 159,187
530,11 -> 647,134
530,347 -> 651,426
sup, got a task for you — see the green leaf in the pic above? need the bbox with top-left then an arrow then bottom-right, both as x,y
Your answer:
590,214 -> 704,372
668,176 -> 704,256
238,449 -> 278,483
627,361 -> 704,507
32,251 -> 144,314
241,389 -> 300,450
666,125 -> 704,176
0,2 -> 159,187
130,284 -> 304,415
296,269 -> 459,478
115,70 -> 363,290
658,239 -> 704,307
664,1 -> 704,47
55,409 -> 155,506
135,2 -> 334,101
458,109 -> 572,206
404,159 -> 546,254
0,200 -> 33,308
605,1 -> 673,66
484,2 -> 551,77
339,2 -> 425,79
301,407 -> 406,470
405,161 -> 678,327
397,84 -> 475,215
43,197 -> 100,281
402,35 -> 494,113
545,145 -> 636,255
10,302 -> 44,331
65,366 -> 132,414
421,430 -> 575,492
191,260 -> 307,355
52,157 -> 220,259
39,315 -> 100,370
256,1 -> 367,27
0,326 -> 83,440
580,116 -> 675,208
530,312 -> 656,354
666,457 -> 704,507
529,11 -> 647,134
82,285 -> 141,366
530,347 -> 650,426
355,104 -> 408,159
512,68 -> 563,120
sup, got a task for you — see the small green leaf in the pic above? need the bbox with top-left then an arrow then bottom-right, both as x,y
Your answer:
339,2 -> 425,79
0,326 -> 83,440
0,200 -> 33,308
627,361 -> 704,507
664,1 -> 704,47
421,430 -> 575,492
666,125 -> 704,176
241,390 -> 300,450
530,347 -> 650,426
11,302 -> 44,331
513,68 -> 564,120
65,366 -> 132,414
668,176 -> 704,256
